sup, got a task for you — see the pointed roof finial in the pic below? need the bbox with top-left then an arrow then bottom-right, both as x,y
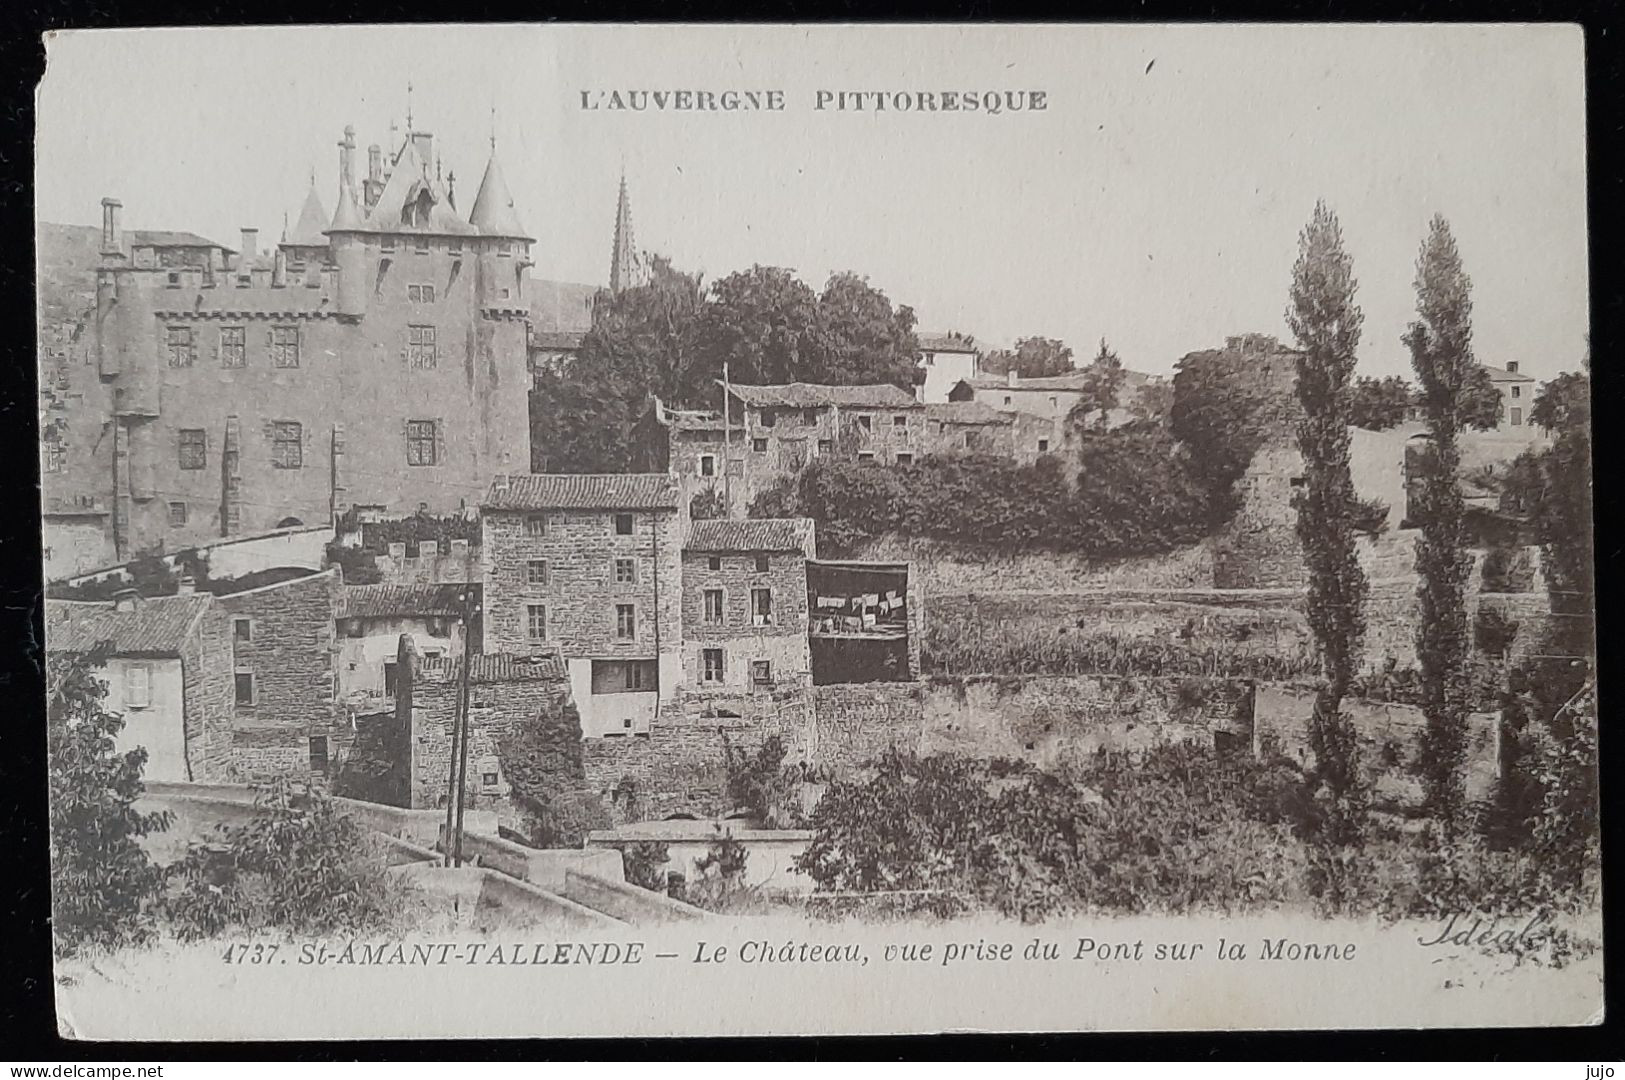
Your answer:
406,81 -> 414,132
489,103 -> 497,152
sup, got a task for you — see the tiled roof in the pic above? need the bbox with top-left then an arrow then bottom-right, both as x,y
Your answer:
917,333 -> 980,354
483,473 -> 679,510
336,584 -> 469,620
925,401 -> 1013,425
685,518 -> 814,553
128,230 -> 234,252
46,594 -> 213,657
418,651 -> 565,683
726,382 -> 920,409
1483,364 -> 1536,383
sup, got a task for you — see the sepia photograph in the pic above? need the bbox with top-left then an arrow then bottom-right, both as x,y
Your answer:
33,22 -> 1598,1039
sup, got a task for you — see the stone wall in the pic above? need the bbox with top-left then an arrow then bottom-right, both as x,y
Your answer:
217,569 -> 346,781
481,507 -> 684,660
182,605 -> 236,781
681,549 -> 812,690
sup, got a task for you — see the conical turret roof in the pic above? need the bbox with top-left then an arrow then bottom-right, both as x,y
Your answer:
469,150 -> 531,240
328,177 -> 365,233
286,184 -> 329,247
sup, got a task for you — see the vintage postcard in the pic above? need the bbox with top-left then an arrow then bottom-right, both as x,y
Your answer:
36,23 -> 1597,1039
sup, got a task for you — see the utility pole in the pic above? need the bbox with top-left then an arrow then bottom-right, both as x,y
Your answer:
451,585 -> 478,867
440,636 -> 462,867
721,362 -> 732,512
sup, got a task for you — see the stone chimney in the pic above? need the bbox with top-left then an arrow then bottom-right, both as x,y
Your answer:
176,575 -> 196,595
100,198 -> 123,257
271,246 -> 287,288
340,124 -> 357,196
112,586 -> 140,612
239,228 -> 258,269
1506,361 -> 1519,375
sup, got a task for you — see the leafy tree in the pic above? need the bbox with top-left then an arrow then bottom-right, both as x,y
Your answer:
1068,338 -> 1127,434
1129,380 -> 1174,425
531,258 -> 706,472
1459,363 -> 1505,431
982,336 -> 1074,379
1285,201 -> 1369,840
48,647 -> 171,954
1349,375 -> 1414,431
1169,344 -> 1284,516
692,265 -> 821,389
1403,215 -> 1478,829
810,272 -> 920,388
1067,424 -> 1217,555
689,489 -> 727,520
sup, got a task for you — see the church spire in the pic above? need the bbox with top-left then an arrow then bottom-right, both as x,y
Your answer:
609,171 -> 638,294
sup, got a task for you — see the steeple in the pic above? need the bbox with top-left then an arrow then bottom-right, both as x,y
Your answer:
609,172 -> 638,293
468,145 -> 530,240
285,180 -> 330,248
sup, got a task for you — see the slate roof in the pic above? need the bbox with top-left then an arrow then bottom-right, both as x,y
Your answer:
685,518 -> 814,553
468,151 -> 531,240
418,651 -> 565,683
1483,364 -> 1536,383
917,333 -> 980,354
483,473 -> 679,510
336,584 -> 469,620
725,382 -> 920,409
348,133 -> 477,236
284,185 -> 330,247
46,594 -> 213,657
128,230 -> 234,253
925,401 -> 1013,425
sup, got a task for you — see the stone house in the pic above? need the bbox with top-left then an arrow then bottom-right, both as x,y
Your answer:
923,401 -> 1019,457
1483,361 -> 1539,432
45,589 -> 232,782
681,518 -> 817,695
335,582 -> 472,713
480,473 -> 687,739
393,636 -> 577,813
48,118 -> 538,566
915,331 -> 980,405
947,367 -> 1157,433
634,382 -> 925,518
216,567 -> 348,781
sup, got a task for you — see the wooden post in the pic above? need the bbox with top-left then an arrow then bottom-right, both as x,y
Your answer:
452,587 -> 476,866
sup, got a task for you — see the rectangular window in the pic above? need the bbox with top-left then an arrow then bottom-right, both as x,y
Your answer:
308,736 -> 329,774
271,421 -> 303,469
1037,438 -> 1050,452
1511,385 -> 1521,399
707,555 -> 721,571
615,603 -> 636,640
614,513 -> 634,536
964,431 -> 981,450
524,514 -> 547,537
752,587 -> 774,626
700,455 -> 716,477
481,770 -> 499,788
752,438 -> 768,453
270,326 -> 300,368
526,603 -> 548,642
896,452 -> 914,465
1510,407 -> 1523,426
168,501 -> 187,527
234,670 -> 255,706
1003,395 -> 1012,406
703,588 -> 724,624
702,648 -> 724,684
498,241 -> 513,256
383,660 -> 398,697
759,409 -> 777,428
178,429 -> 207,470
818,439 -> 832,454
1049,396 -> 1059,408
41,437 -> 64,474
751,660 -> 773,686
858,450 -> 876,464
624,662 -> 649,691
166,325 -> 194,367
125,665 -> 151,709
407,283 -> 436,303
407,325 -> 438,369
755,554 -> 770,573
526,559 -> 549,585
857,415 -> 872,432
406,419 -> 438,466
220,326 -> 246,368
233,617 -> 252,643
615,557 -> 637,584
893,414 -> 908,427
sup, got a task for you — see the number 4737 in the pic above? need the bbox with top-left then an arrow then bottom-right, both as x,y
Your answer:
221,943 -> 280,964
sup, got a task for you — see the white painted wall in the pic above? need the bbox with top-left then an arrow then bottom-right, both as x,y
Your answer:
917,349 -> 978,404
98,657 -> 188,782
337,617 -> 458,703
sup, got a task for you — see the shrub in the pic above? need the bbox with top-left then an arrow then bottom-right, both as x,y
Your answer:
1480,546 -> 1536,593
682,832 -> 754,913
618,841 -> 672,893
689,488 -> 728,520
48,648 -> 172,955
1473,607 -> 1520,659
164,779 -> 402,941
723,734 -> 807,827
1348,496 -> 1391,538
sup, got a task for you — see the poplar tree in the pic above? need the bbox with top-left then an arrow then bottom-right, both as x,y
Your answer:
1285,201 -> 1369,836
1403,216 -> 1477,829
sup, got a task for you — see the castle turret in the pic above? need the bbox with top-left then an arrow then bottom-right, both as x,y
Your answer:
328,128 -> 369,318
468,147 -> 532,308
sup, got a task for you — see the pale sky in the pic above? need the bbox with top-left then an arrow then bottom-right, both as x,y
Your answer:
36,23 -> 1588,379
